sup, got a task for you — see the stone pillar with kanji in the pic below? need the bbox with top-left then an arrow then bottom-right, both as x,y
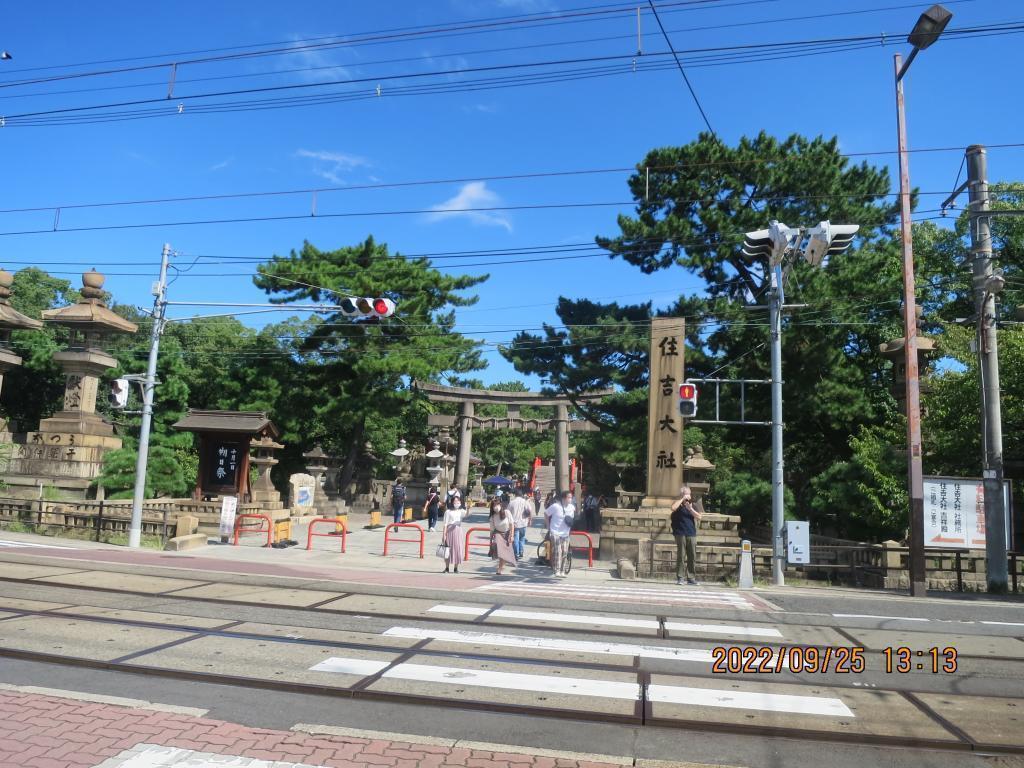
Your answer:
640,318 -> 685,509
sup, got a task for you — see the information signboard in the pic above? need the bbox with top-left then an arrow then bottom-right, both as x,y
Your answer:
922,476 -> 1011,550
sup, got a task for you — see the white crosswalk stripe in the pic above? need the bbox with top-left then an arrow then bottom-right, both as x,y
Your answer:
383,626 -> 720,663
311,656 -> 846,716
0,539 -> 69,549
475,582 -> 759,610
427,604 -> 784,638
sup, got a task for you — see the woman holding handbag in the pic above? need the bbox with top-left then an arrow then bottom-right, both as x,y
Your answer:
488,497 -> 515,576
441,491 -> 465,574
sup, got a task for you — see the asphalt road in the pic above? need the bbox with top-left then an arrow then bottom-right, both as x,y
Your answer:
1,550 -> 1023,767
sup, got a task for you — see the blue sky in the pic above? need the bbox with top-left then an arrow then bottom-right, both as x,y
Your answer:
1,0 -> 1021,387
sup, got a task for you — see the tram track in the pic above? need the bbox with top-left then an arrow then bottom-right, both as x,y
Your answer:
1,591 -> 1023,755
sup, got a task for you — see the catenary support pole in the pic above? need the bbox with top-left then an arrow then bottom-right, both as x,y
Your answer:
967,145 -> 1008,592
769,267 -> 785,587
128,243 -> 170,549
895,53 -> 927,598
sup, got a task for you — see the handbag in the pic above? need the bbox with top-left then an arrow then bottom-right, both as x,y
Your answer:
436,543 -> 450,559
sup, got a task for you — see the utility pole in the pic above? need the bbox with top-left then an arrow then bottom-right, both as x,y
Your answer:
769,266 -> 785,586
967,145 -> 1008,592
128,243 -> 171,549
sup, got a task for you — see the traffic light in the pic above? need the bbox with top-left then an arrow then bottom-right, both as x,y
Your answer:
802,221 -> 860,267
339,297 -> 396,319
109,378 -> 129,409
741,220 -> 799,267
679,382 -> 698,418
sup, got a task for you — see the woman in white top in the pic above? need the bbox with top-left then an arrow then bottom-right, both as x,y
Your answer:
488,497 -> 514,576
442,493 -> 465,573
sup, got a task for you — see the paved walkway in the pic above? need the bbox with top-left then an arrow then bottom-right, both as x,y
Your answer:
0,687 -> 635,768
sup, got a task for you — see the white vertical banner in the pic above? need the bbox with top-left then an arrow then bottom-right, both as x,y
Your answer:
923,477 -> 1011,550
218,495 -> 238,540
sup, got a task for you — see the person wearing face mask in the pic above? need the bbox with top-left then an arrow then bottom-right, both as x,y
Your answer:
488,497 -> 515,576
442,490 -> 465,574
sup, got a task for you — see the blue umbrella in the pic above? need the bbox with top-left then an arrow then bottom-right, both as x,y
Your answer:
482,475 -> 514,486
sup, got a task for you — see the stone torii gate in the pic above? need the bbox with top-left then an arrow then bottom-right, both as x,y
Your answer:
414,382 -> 610,494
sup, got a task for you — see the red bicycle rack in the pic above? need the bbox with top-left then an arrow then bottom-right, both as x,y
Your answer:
569,531 -> 594,568
464,526 -> 492,558
307,517 -> 347,553
383,522 -> 424,558
232,514 -> 272,548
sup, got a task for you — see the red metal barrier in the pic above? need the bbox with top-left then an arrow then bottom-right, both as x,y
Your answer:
569,531 -> 594,568
464,526 -> 492,558
383,522 -> 424,558
233,514 -> 272,547
307,517 -> 347,553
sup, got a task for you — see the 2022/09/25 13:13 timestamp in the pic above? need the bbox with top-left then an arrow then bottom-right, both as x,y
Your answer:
883,646 -> 958,673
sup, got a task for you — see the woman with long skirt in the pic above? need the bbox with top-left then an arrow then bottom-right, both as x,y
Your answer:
442,492 -> 465,573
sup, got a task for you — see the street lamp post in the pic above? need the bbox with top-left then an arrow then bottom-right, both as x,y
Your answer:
894,3 -> 952,599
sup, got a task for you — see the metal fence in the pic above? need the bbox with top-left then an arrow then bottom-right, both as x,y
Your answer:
0,497 -> 172,545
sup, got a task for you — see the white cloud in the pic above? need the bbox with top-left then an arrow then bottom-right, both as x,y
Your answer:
280,36 -> 353,83
462,102 -> 498,114
493,0 -> 558,11
425,181 -> 512,232
295,149 -> 369,184
210,157 -> 233,171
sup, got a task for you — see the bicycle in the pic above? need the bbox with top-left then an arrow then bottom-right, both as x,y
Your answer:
537,532 -> 572,575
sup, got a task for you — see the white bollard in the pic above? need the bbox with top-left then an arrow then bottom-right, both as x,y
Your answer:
738,539 -> 754,589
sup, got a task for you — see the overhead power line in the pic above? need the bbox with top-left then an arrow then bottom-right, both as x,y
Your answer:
1,21 -> 1019,128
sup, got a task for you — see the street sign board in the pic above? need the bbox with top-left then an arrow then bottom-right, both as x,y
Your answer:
922,476 -> 1011,550
218,495 -> 238,541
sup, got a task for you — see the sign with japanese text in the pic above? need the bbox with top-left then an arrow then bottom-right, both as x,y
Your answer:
218,495 -> 238,540
210,442 -> 240,488
644,317 -> 685,504
922,476 -> 1011,550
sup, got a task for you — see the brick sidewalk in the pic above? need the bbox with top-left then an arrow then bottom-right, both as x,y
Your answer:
0,690 -> 625,768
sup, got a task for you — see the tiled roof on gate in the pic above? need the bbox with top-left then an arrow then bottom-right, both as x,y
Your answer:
173,409 -> 280,438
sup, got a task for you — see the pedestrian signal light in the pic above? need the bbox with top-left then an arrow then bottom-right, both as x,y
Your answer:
678,382 -> 698,418
339,297 -> 397,319
109,378 -> 130,409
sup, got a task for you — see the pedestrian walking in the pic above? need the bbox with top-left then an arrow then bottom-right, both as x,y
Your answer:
442,492 -> 465,574
507,487 -> 532,560
488,498 -> 515,576
390,480 -> 407,525
423,485 -> 441,532
545,490 -> 574,577
670,485 -> 701,585
582,492 -> 601,532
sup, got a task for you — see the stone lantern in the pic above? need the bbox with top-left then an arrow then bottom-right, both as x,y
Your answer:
249,434 -> 285,510
879,306 -> 939,411
0,267 -> 43,416
5,270 -> 137,499
39,269 -> 138,436
682,444 -> 716,517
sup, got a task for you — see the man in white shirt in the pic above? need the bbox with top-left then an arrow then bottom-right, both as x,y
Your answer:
507,488 -> 532,560
545,490 -> 574,577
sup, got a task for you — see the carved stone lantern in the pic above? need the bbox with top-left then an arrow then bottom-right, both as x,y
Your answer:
879,306 -> 939,411
39,269 -> 138,437
249,434 -> 285,509
682,445 -> 716,517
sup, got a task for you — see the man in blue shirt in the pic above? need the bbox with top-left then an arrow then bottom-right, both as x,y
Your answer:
670,485 -> 702,585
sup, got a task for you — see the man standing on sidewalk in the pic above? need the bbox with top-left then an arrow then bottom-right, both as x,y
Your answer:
508,487 -> 532,560
670,485 -> 701,585
545,490 -> 574,577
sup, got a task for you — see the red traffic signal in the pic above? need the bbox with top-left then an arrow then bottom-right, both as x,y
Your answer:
340,297 -> 396,319
679,382 -> 698,418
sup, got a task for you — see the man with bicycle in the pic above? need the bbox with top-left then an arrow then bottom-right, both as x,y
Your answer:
545,490 -> 574,577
